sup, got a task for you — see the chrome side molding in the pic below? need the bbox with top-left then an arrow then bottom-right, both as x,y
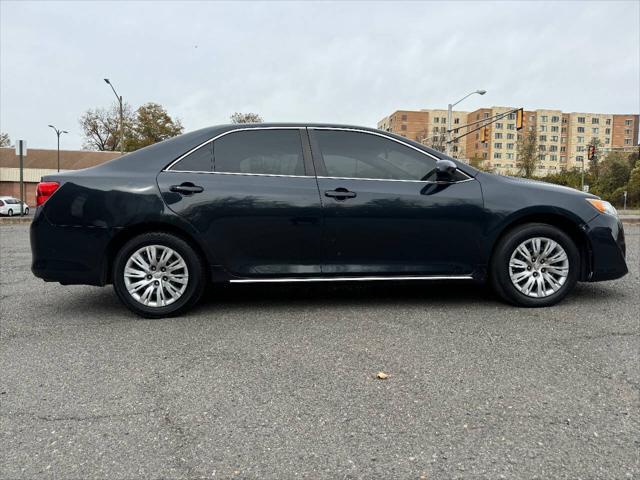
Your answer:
229,275 -> 474,283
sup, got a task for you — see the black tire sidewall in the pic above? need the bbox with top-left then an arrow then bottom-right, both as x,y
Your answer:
8,209 -> 13,217
491,224 -> 579,307
113,233 -> 205,318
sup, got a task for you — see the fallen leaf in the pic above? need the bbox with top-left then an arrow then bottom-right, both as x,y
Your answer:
376,371 -> 389,380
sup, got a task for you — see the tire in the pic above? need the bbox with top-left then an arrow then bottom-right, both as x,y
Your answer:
24,208 -> 29,216
490,223 -> 579,307
113,232 -> 206,318
7,209 -> 13,217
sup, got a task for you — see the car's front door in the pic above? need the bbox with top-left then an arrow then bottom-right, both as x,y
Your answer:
310,128 -> 486,276
157,128 -> 323,277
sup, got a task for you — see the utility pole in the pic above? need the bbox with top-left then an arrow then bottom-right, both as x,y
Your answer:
16,140 -> 26,216
104,78 -> 125,155
446,89 -> 486,156
48,125 -> 68,172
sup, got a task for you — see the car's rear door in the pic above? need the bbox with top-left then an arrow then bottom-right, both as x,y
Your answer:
157,127 -> 323,278
309,128 -> 486,276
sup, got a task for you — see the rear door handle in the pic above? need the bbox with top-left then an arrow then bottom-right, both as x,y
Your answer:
170,183 -> 204,195
324,188 -> 357,200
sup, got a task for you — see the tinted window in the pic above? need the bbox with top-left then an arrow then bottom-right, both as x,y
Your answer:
173,143 -> 213,171
214,130 -> 305,176
315,130 -> 440,181
0,200 -> 4,206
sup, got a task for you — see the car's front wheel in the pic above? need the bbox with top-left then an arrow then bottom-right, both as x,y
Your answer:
24,208 -> 29,215
7,209 -> 13,217
490,223 -> 579,307
113,232 -> 206,318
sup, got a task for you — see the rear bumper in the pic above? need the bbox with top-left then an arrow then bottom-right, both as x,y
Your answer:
584,213 -> 628,282
30,209 -> 115,286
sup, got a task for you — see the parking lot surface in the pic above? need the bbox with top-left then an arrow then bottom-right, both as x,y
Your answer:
1,224 -> 638,479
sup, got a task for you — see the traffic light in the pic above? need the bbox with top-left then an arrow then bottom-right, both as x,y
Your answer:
481,127 -> 489,143
588,145 -> 596,160
516,108 -> 524,130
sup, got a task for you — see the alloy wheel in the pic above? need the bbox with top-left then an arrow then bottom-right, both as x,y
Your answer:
508,237 -> 569,298
123,245 -> 189,307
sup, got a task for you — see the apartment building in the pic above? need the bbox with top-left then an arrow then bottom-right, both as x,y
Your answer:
377,107 -> 639,175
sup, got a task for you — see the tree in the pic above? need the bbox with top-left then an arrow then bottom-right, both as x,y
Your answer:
517,130 -> 538,178
594,151 -> 631,200
79,102 -> 133,151
125,103 -> 183,151
0,132 -> 10,147
587,137 -> 603,177
230,112 -> 263,124
626,160 -> 640,207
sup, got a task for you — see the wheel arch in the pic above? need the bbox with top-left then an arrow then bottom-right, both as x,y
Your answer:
103,221 -> 212,284
488,210 -> 592,281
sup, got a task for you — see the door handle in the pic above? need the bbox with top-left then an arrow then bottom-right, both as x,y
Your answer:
324,188 -> 357,200
170,183 -> 204,195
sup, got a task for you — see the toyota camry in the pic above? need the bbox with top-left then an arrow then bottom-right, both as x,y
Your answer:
30,124 -> 628,317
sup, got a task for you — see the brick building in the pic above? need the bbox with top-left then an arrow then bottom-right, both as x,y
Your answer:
0,148 -> 120,206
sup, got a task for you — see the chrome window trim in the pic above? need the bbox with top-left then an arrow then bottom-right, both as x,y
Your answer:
164,126 -> 304,172
316,175 -> 475,185
161,170 -> 314,179
308,126 -> 473,183
229,275 -> 474,283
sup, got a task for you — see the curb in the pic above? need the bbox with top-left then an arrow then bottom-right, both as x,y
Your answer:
0,217 -> 32,225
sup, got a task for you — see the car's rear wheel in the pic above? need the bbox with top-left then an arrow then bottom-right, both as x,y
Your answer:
490,223 -> 579,307
7,209 -> 13,217
24,207 -> 29,215
113,232 -> 206,318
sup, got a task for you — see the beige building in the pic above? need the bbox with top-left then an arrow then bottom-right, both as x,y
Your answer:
378,107 -> 639,175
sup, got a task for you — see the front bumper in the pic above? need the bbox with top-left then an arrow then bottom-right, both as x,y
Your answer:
30,209 -> 115,286
584,213 -> 628,282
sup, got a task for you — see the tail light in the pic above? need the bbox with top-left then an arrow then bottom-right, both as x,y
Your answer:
36,181 -> 60,206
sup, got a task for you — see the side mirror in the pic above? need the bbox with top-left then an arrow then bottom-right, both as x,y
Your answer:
435,159 -> 458,181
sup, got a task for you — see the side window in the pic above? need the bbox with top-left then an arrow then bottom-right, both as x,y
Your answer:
214,130 -> 305,176
314,130 -> 448,181
0,200 -> 4,206
172,143 -> 213,171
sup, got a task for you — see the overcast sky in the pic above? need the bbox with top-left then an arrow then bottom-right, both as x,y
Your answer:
1,0 -> 639,150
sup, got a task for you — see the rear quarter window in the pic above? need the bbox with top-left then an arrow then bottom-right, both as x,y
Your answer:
171,143 -> 213,171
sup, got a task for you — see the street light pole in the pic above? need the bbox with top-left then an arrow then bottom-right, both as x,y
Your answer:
48,125 -> 68,172
446,89 -> 487,156
104,78 -> 124,156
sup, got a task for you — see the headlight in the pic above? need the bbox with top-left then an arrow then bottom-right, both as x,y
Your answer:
586,198 -> 618,217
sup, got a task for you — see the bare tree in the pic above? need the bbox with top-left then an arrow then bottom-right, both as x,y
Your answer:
79,102 -> 133,151
517,129 -> 538,178
230,112 -> 263,124
0,132 -> 10,147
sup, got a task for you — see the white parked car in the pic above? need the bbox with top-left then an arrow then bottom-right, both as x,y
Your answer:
0,196 -> 29,216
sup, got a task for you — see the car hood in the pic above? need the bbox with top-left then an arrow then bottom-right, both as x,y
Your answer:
492,174 -> 599,199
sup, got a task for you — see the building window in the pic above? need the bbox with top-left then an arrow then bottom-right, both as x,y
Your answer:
538,154 -> 546,161
551,126 -> 559,132
561,127 -> 567,133
539,135 -> 547,142
484,113 -> 490,119
576,155 -> 584,162
441,117 -> 446,123
551,136 -> 558,142
401,124 -> 407,131
605,128 -> 611,134
539,125 -> 547,132
495,132 -> 503,139
454,118 -> 460,124
625,119 -> 633,126
605,138 -> 610,144
483,152 -> 488,159
577,126 -> 585,133
550,155 -> 558,161
577,146 -> 585,152
577,136 -> 584,143
507,123 -> 515,130
541,115 -> 548,122
508,113 -> 516,120
561,136 -> 567,143
494,142 -> 502,149
493,153 -> 502,159
507,133 -> 515,140
401,114 -> 407,121
507,143 -> 514,150
625,129 -> 632,135
562,117 -> 568,124
550,145 -> 558,152
560,146 -> 566,153
625,139 -> 632,145
539,145 -> 546,151
592,128 -> 599,134
506,153 -> 514,160
577,117 -> 585,123
606,119 -> 611,125
561,156 -> 566,162
551,116 -> 559,123
592,118 -> 599,124
434,117 -> 440,123
495,123 -> 503,129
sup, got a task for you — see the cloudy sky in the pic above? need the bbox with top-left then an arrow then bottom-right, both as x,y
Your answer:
1,0 -> 639,150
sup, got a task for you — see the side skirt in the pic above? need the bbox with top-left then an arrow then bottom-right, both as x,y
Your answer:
229,275 -> 474,283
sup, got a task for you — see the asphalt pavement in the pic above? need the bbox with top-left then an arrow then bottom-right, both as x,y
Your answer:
1,224 -> 638,479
